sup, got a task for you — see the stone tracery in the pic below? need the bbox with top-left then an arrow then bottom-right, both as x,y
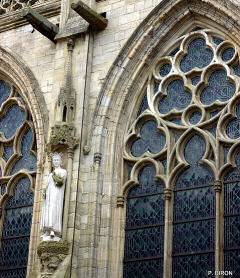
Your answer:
122,29 -> 240,277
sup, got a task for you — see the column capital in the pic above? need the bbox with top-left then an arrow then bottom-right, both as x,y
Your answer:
214,180 -> 222,193
164,188 -> 172,200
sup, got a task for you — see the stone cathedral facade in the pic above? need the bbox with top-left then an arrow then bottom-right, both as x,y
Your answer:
1,0 -> 240,277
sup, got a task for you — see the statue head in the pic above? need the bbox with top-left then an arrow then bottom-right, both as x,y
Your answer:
51,152 -> 63,168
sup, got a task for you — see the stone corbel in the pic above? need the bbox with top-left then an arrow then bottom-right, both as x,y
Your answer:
37,240 -> 70,278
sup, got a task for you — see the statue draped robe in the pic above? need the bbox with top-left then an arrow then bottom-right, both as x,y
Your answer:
40,168 -> 67,236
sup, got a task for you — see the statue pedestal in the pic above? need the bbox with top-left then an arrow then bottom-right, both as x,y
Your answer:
37,240 -> 69,278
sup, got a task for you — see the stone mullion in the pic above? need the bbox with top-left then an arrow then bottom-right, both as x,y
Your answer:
163,188 -> 173,278
214,180 -> 223,273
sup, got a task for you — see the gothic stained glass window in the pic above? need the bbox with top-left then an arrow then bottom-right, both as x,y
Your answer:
123,29 -> 240,277
123,165 -> 165,278
172,135 -> 215,277
224,152 -> 240,273
0,80 -> 36,278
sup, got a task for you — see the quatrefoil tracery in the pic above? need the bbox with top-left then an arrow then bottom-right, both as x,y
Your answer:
124,29 -> 240,192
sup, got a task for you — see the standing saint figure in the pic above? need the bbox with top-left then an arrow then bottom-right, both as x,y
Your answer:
40,152 -> 67,241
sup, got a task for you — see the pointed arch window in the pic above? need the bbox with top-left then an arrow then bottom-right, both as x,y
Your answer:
123,29 -> 240,277
0,80 -> 37,278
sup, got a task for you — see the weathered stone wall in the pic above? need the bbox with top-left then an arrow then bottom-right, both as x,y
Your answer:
0,0 -> 240,277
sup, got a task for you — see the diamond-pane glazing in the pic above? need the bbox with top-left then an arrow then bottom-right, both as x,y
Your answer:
6,178 -> 33,208
124,165 -> 164,277
158,80 -> 191,114
128,166 -> 164,197
172,253 -> 214,278
180,39 -> 213,72
124,259 -> 163,278
0,268 -> 26,278
173,219 -> 215,254
0,105 -> 25,139
174,187 -> 215,222
131,121 -> 166,157
224,250 -> 240,275
124,226 -> 164,260
200,70 -> 235,105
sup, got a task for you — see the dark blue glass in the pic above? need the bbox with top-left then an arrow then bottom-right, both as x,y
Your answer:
128,166 -> 164,197
3,145 -> 14,162
210,110 -> 220,118
131,121 -> 166,157
0,81 -> 11,107
189,111 -> 202,125
200,70 -> 235,105
0,104 -> 25,139
11,129 -> 37,174
170,118 -> 182,125
124,226 -> 164,260
233,64 -> 240,76
191,76 -> 200,86
222,48 -> 235,62
154,82 -> 159,94
213,37 -> 223,45
137,94 -> 148,117
158,80 -> 191,114
174,187 -> 215,222
0,178 -> 33,277
173,134 -> 215,276
124,259 -> 163,278
225,152 -> 240,181
172,253 -> 214,278
207,126 -> 216,137
173,220 -> 215,254
1,183 -> 6,195
180,39 -> 213,72
124,165 -> 164,277
226,104 -> 240,139
169,48 -> 179,57
160,64 -> 171,77
175,136 -> 214,189
224,250 -> 240,275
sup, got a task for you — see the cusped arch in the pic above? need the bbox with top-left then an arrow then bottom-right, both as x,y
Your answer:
0,45 -> 48,276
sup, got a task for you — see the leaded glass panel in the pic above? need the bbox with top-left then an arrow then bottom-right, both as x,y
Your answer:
0,81 -> 36,278
124,166 -> 164,278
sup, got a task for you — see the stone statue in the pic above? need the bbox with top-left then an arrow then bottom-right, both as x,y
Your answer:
40,152 -> 67,241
